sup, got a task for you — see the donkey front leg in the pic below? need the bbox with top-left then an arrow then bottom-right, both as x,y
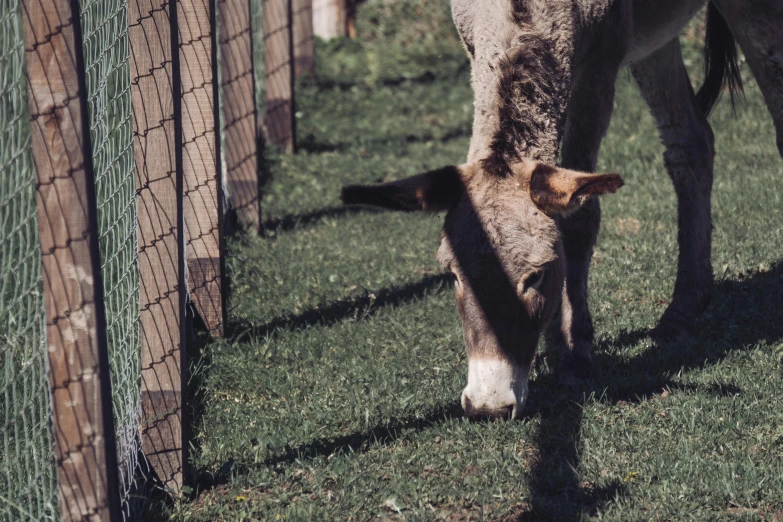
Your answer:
632,39 -> 716,339
555,60 -> 622,385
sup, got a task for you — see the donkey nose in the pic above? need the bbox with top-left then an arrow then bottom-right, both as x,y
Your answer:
461,393 -> 517,420
460,359 -> 529,420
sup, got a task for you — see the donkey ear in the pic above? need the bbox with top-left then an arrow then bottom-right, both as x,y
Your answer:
529,163 -> 624,216
341,165 -> 465,212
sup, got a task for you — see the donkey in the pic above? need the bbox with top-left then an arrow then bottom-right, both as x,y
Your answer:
342,0 -> 783,419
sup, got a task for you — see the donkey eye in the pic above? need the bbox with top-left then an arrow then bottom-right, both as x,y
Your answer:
520,270 -> 545,294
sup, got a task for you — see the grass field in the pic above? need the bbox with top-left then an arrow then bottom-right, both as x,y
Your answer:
166,7 -> 783,521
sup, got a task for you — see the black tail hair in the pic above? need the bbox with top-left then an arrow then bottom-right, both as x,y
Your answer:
696,2 -> 744,117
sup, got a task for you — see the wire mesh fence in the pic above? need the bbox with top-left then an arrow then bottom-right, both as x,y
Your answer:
2,0 -> 299,518
219,0 -> 261,232
2,0 -> 143,518
78,0 -> 142,517
0,2 -> 58,520
23,0 -> 124,517
262,0 -> 295,152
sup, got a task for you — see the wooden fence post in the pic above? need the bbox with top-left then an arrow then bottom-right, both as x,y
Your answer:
179,0 -> 226,337
293,0 -> 314,77
22,0 -> 121,519
130,0 -> 188,492
312,0 -> 346,40
219,0 -> 262,232
264,0 -> 296,153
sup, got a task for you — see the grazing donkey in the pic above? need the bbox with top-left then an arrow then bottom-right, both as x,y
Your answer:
342,1 -> 783,419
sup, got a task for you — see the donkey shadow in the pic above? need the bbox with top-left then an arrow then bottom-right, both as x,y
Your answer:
510,260 -> 783,520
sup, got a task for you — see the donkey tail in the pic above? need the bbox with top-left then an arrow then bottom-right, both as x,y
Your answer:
696,2 -> 744,117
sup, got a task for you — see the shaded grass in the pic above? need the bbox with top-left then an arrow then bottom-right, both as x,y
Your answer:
165,8 -> 783,522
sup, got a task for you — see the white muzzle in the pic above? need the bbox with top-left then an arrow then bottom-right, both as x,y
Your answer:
461,358 -> 529,419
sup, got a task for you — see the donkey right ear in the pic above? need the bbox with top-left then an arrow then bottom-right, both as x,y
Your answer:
341,165 -> 465,212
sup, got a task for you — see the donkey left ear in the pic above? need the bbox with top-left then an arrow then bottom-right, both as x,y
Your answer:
528,163 -> 624,216
341,165 -> 465,212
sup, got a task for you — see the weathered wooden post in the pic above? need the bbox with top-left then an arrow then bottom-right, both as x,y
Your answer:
130,0 -> 189,493
293,0 -> 315,77
219,0 -> 262,231
312,0 -> 347,39
23,0 -> 121,518
179,0 -> 226,336
264,0 -> 296,153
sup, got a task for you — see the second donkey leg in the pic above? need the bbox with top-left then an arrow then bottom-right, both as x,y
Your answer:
632,39 -> 716,339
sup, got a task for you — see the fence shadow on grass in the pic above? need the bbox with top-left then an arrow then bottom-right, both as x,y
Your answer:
193,400 -> 464,493
258,400 -> 463,468
229,272 -> 453,341
195,249 -> 783,516
260,205 -> 383,236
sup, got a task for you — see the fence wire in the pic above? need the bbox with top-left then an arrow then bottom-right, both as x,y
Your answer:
78,0 -> 142,518
0,2 -> 58,521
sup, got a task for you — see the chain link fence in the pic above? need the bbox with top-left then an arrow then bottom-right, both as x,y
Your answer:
1,0 -> 143,519
78,0 -> 142,517
0,2 -> 58,520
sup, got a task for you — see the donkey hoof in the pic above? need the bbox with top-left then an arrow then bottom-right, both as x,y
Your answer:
650,317 -> 693,341
558,352 -> 593,387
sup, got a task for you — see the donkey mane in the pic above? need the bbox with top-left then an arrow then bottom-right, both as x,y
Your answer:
481,32 -> 568,177
480,2 -> 576,177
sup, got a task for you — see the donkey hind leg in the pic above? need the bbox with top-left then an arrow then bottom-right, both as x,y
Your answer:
554,62 -> 621,385
713,0 -> 783,157
632,39 -> 716,340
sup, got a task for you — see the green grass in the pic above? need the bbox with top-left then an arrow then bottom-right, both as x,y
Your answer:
166,9 -> 783,522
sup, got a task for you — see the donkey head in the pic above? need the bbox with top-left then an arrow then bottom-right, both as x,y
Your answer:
342,159 -> 622,419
